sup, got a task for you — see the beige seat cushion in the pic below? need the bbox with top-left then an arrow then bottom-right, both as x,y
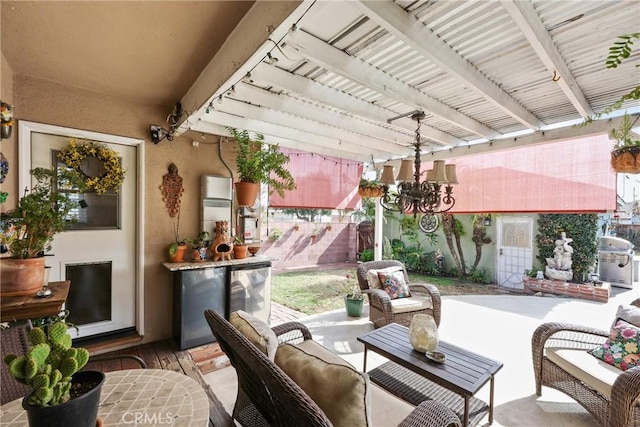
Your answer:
366,266 -> 403,289
229,310 -> 278,361
547,347 -> 622,398
390,295 -> 433,314
275,341 -> 372,427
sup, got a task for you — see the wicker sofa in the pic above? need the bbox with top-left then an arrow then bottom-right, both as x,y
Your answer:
356,260 -> 441,328
531,298 -> 640,427
204,309 -> 461,427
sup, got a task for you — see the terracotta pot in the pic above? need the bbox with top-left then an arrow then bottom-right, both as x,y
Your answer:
0,257 -> 46,297
235,182 -> 260,207
233,245 -> 249,259
168,243 -> 187,263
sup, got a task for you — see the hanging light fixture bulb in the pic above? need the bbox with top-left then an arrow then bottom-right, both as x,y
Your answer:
242,72 -> 252,83
380,111 -> 458,217
217,95 -> 223,104
228,85 -> 236,96
266,52 -> 278,65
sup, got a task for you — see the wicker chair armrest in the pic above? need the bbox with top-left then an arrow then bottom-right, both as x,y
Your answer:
363,288 -> 394,312
408,282 -> 442,326
609,366 -> 640,427
397,400 -> 462,427
532,322 -> 608,351
272,321 -> 313,344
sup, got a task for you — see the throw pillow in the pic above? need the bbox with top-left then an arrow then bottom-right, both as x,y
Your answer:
378,270 -> 411,299
612,304 -> 640,329
365,265 -> 403,289
229,310 -> 278,361
275,342 -> 371,427
588,319 -> 640,371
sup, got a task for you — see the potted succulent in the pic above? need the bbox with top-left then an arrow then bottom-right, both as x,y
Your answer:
227,127 -> 296,207
187,231 -> 210,261
233,236 -> 248,259
0,167 -> 84,297
4,320 -> 105,427
343,273 -> 364,317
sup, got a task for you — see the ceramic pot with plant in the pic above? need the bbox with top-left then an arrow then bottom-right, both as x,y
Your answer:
343,273 -> 364,317
233,236 -> 248,259
0,167 -> 84,297
4,321 -> 105,427
228,128 -> 296,207
187,231 -> 210,262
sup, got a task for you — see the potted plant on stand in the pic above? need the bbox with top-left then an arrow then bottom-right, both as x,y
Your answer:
4,320 -> 105,427
168,209 -> 187,262
0,167 -> 84,297
343,273 -> 364,317
228,128 -> 296,207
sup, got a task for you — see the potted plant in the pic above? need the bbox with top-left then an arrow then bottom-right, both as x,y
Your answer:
186,231 -> 210,261
343,273 -> 364,317
4,320 -> 105,427
168,209 -> 187,262
584,33 -> 640,173
358,177 -> 384,198
233,236 -> 248,259
227,127 -> 296,207
0,167 -> 84,297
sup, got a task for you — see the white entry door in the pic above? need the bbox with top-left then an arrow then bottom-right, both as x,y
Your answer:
496,217 -> 533,289
19,122 -> 143,339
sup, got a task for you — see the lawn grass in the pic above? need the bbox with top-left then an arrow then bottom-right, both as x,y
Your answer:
271,266 -> 500,315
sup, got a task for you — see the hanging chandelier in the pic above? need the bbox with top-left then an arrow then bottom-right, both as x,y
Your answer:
379,111 -> 458,217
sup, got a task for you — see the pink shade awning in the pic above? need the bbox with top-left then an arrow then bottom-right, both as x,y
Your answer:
269,148 -> 363,209
442,134 -> 617,213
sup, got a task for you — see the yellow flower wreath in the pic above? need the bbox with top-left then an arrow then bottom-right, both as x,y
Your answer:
57,138 -> 125,194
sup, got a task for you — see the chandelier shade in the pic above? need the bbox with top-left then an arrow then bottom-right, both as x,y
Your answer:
380,111 -> 458,217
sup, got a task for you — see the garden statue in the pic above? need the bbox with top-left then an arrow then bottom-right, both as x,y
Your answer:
545,232 -> 574,281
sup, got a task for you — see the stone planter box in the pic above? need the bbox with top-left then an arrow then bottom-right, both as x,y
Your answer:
523,277 -> 610,303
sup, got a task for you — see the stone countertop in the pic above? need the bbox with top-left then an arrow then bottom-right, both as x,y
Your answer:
163,255 -> 273,271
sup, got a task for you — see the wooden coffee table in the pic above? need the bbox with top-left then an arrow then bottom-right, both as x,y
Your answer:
358,323 -> 503,426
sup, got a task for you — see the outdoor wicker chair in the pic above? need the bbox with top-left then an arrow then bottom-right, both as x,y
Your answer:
1,321 -> 147,405
204,309 -> 461,427
356,260 -> 442,328
532,298 -> 640,427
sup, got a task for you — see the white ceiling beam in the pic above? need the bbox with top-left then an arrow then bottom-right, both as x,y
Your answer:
231,83 -> 412,153
193,121 -> 371,162
209,97 -> 405,158
176,0 -> 311,134
253,63 -> 461,147
422,114 -> 637,161
285,28 -> 498,139
502,1 -> 593,118
196,110 -> 389,161
353,0 -> 544,131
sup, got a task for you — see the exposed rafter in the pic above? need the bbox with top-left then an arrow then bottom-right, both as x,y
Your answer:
254,63 -> 460,146
285,28 -> 499,139
352,0 -> 544,130
501,0 -> 593,118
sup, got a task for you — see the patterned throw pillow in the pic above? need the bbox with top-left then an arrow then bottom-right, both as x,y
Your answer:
378,270 -> 411,299
588,319 -> 640,371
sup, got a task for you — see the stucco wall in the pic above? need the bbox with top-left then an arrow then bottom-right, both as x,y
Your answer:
5,74 -> 235,343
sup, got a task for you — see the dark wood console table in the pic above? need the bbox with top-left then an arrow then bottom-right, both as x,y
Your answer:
0,280 -> 70,322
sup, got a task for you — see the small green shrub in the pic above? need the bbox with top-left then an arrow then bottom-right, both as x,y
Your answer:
359,248 -> 374,262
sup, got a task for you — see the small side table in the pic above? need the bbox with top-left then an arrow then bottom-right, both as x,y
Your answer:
0,281 -> 70,323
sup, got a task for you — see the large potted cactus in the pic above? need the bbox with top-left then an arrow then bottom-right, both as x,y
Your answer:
3,321 -> 105,427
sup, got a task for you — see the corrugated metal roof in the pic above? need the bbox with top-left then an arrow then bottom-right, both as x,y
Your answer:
186,0 -> 640,164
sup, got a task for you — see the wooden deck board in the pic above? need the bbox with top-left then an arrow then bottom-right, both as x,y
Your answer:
90,338 -> 233,427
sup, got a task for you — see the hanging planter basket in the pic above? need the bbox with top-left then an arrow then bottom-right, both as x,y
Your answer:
358,186 -> 384,198
611,146 -> 640,174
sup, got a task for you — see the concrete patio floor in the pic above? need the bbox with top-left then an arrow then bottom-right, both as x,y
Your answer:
205,286 -> 639,427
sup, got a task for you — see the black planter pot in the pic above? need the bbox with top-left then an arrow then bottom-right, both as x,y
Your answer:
22,370 -> 105,427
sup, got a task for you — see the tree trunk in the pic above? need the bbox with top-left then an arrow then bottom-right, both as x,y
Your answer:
442,214 -> 462,273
